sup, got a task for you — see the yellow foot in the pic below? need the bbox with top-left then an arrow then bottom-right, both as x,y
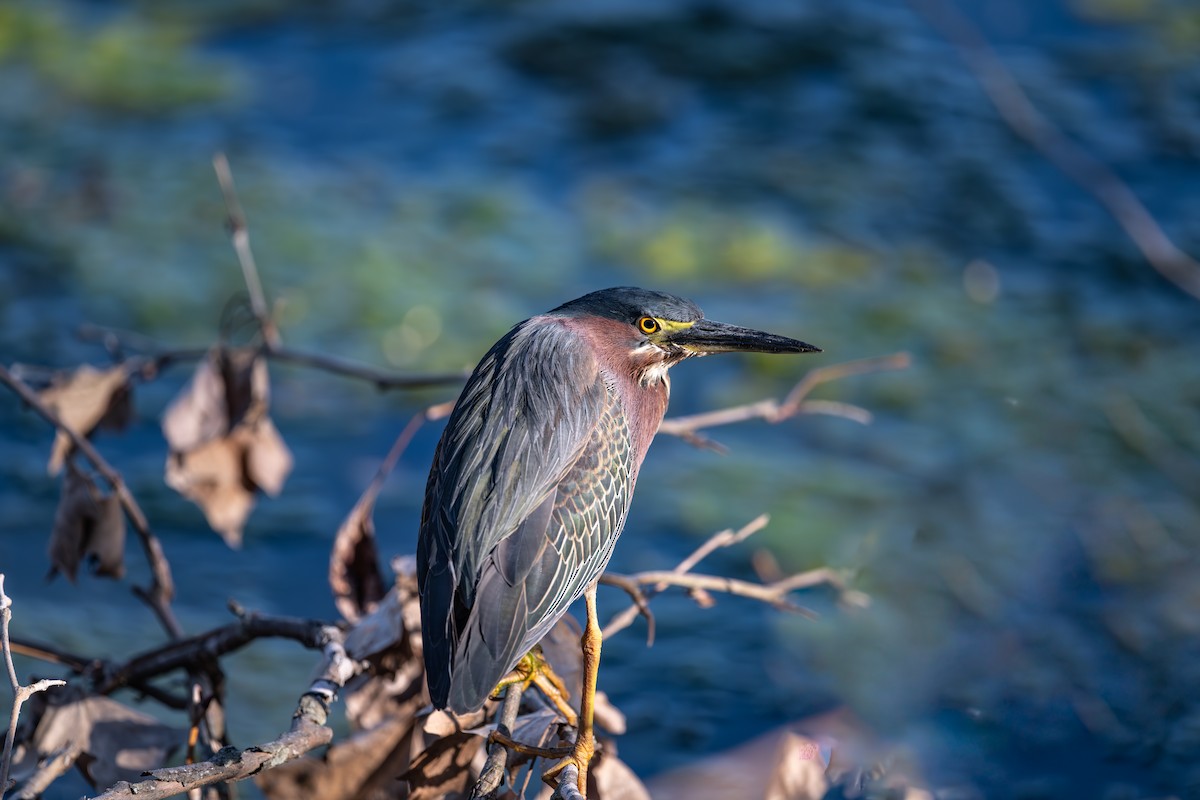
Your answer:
541,734 -> 595,794
490,647 -> 579,727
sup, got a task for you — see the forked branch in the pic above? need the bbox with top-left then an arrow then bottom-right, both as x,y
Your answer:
659,352 -> 910,450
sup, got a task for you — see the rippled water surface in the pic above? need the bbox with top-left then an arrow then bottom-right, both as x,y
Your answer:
2,1 -> 1200,797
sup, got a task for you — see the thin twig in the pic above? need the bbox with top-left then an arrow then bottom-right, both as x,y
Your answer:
0,576 -> 68,799
603,515 -> 771,639
0,366 -> 181,639
264,347 -> 469,390
596,575 -> 656,645
658,352 -> 910,443
603,569 -> 821,615
668,514 -> 770,579
75,324 -> 468,391
11,741 -> 81,799
907,0 -> 1200,301
212,153 -> 280,349
357,400 -> 456,511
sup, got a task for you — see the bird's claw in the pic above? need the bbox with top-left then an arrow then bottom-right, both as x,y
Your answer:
492,648 -> 579,726
542,739 -> 596,794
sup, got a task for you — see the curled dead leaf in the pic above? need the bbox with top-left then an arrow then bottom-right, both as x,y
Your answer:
38,364 -> 133,475
330,497 -> 386,624
49,463 -> 126,581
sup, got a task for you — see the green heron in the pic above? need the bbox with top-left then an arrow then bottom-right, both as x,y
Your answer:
417,287 -> 818,790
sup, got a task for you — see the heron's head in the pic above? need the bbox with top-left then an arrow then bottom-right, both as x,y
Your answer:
549,287 -> 820,385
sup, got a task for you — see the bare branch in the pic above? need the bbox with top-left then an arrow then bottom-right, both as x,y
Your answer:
670,514 -> 770,578
602,516 -> 868,640
603,569 -> 821,616
603,515 -> 771,639
354,400 -> 455,513
212,153 -> 279,348
75,324 -> 468,392
474,683 -> 524,799
0,366 -> 181,639
1,575 -> 69,799
96,613 -> 336,696
596,574 -> 656,645
11,741 -> 81,799
907,0 -> 1200,301
263,347 -> 468,391
658,352 -> 910,443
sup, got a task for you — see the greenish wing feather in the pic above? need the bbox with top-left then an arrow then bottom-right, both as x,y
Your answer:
418,319 -> 614,710
450,383 -> 635,712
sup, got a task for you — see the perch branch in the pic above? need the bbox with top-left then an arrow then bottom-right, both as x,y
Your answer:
0,366 -> 181,639
658,352 -> 910,448
474,682 -> 524,799
88,630 -> 356,800
907,0 -> 1200,301
551,764 -> 585,800
1,575 -> 69,799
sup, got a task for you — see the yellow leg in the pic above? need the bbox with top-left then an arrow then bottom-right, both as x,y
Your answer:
543,583 -> 602,793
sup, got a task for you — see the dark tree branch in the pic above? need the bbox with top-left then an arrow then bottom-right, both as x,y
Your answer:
96,613 -> 336,696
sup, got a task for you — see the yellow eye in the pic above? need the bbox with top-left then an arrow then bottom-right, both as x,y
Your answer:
637,316 -> 660,335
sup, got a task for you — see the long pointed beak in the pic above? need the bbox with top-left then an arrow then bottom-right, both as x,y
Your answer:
666,319 -> 821,355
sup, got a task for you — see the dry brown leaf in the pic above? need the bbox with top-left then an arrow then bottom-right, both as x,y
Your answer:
161,353 -> 226,453
161,347 -> 292,546
162,347 -> 266,452
11,692 -> 181,791
48,463 -> 126,581
39,364 -> 132,475
330,498 -> 386,623
402,732 -> 484,800
244,417 -> 292,496
165,439 -> 254,548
